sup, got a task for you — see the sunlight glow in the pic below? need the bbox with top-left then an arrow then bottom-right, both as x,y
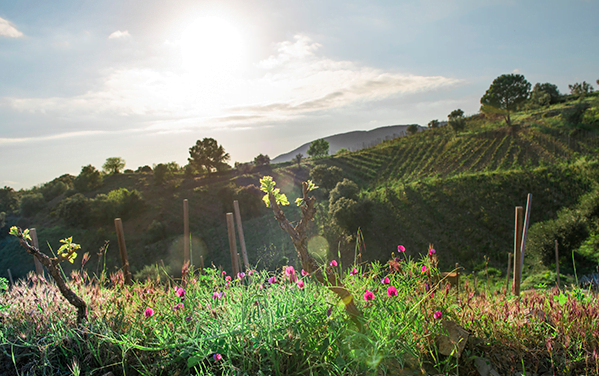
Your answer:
179,16 -> 247,77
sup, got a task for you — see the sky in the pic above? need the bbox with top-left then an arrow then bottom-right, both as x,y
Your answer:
1,0 -> 598,190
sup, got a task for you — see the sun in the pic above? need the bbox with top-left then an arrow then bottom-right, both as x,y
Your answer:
179,15 -> 246,76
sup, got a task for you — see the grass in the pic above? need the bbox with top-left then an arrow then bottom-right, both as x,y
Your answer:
1,249 -> 598,375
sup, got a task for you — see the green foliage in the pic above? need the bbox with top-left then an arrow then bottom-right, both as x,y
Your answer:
307,138 -> 329,158
153,162 -> 179,185
0,212 -> 5,229
74,165 -> 103,192
133,263 -> 172,282
253,154 -> 270,166
102,157 -> 126,175
480,73 -> 531,125
406,124 -> 419,135
0,186 -> 18,214
530,82 -> 561,106
562,102 -> 590,124
448,109 -> 465,133
144,220 -> 167,244
294,153 -> 303,168
428,119 -> 439,128
329,178 -> 359,204
310,165 -> 343,191
57,193 -> 91,227
569,81 -> 594,98
19,193 -> 45,217
135,165 -> 153,173
40,180 -> 69,202
57,236 -> 80,263
188,138 -> 231,174
259,176 -> 289,207
581,99 -> 599,127
335,148 -> 349,155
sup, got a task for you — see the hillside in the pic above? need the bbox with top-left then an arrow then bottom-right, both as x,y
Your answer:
271,124 -> 424,163
2,95 -> 599,282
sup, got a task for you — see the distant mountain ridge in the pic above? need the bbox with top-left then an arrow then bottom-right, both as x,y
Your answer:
271,124 -> 423,163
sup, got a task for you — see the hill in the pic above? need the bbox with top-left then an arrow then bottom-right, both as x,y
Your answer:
271,124 -> 424,163
2,94 -> 599,283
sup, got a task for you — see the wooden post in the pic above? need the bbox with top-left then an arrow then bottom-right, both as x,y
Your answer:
199,255 -> 205,272
233,200 -> 250,271
519,194 -> 533,289
513,206 -> 524,295
114,218 -> 132,285
30,228 -> 44,276
226,213 -> 239,276
7,269 -> 13,286
505,252 -> 512,294
555,240 -> 560,289
183,199 -> 190,265
455,263 -> 460,294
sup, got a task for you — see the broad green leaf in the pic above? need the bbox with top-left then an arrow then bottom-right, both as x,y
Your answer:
295,197 -> 304,206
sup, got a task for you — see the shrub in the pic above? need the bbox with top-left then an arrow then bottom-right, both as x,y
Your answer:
133,264 -> 171,283
74,165 -> 102,192
329,197 -> 359,232
57,193 -> 90,227
310,165 -> 343,191
0,186 -> 19,214
19,193 -> 45,217
40,180 -> 68,202
90,188 -> 144,224
562,102 -> 590,124
145,220 -> 167,244
329,179 -> 359,204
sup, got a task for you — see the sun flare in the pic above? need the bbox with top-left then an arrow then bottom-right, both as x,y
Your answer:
179,15 -> 246,76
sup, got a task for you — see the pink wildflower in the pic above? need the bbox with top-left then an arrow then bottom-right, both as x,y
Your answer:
225,276 -> 231,282
173,302 -> 184,311
212,292 -> 223,299
176,287 -> 185,298
433,310 -> 442,320
213,353 -> 222,361
381,276 -> 390,284
297,280 -> 305,289
268,276 -> 277,284
191,278 -> 197,283
144,308 -> 154,317
301,269 -> 308,276
350,267 -> 358,276
330,260 -> 338,267
387,286 -> 398,297
429,248 -> 436,255
421,265 -> 427,273
364,290 -> 374,301
285,266 -> 295,276
237,272 -> 245,279
222,271 -> 227,276
397,245 -> 406,253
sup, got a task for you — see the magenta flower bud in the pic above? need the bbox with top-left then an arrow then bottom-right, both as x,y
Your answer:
297,280 -> 305,289
433,310 -> 442,320
363,290 -> 374,301
381,276 -> 390,284
176,287 -> 185,298
387,286 -> 398,297
350,267 -> 358,275
144,308 -> 154,317
213,353 -> 222,361
397,245 -> 406,253
330,260 -> 338,267
429,248 -> 436,255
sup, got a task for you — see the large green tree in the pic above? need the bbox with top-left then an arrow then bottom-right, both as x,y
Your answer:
102,157 -> 126,175
480,73 -> 531,126
188,138 -> 230,174
307,139 -> 329,158
448,109 -> 465,133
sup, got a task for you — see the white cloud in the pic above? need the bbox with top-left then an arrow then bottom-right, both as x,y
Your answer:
108,30 -> 131,39
0,17 -> 24,38
1,34 -> 460,138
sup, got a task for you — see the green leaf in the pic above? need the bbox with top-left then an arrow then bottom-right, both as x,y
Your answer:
260,176 -> 275,193
276,193 -> 289,206
306,180 -> 318,192
295,197 -> 304,206
22,229 -> 31,241
262,194 -> 271,208
9,226 -> 18,237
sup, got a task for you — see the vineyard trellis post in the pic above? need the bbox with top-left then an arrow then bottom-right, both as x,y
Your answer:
114,218 -> 132,285
555,240 -> 560,289
30,228 -> 44,276
6,269 -> 13,286
505,252 -> 512,295
513,207 -> 524,295
233,200 -> 250,271
226,213 -> 240,276
518,194 -> 533,291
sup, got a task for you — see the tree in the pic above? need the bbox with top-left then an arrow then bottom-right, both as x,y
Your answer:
310,165 -> 343,190
569,81 -> 594,98
253,154 -> 270,167
102,157 -> 126,175
0,186 -> 19,214
154,162 -> 179,185
294,153 -> 303,169
406,124 -> 419,135
307,139 -> 329,158
532,83 -> 560,104
428,119 -> 439,129
480,73 -> 531,126
74,165 -> 103,192
188,138 -> 230,174
448,109 -> 465,133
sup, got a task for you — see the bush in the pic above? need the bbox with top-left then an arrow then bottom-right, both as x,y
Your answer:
329,179 -> 359,204
145,220 -> 167,244
57,193 -> 90,227
133,264 -> 171,283
329,197 -> 359,232
19,193 -> 45,217
562,102 -> 590,124
310,165 -> 343,191
40,180 -> 68,202
0,187 -> 19,214
90,188 -> 144,224
74,165 -> 102,192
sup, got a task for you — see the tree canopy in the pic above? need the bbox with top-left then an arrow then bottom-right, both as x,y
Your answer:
102,157 -> 126,175
448,109 -> 465,133
253,154 -> 270,167
428,119 -> 439,129
480,73 -> 531,126
188,138 -> 230,174
307,139 -> 329,158
406,124 -> 418,135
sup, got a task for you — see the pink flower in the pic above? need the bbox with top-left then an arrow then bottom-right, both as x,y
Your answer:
301,269 -> 308,276
237,272 -> 245,279
429,248 -> 436,255
330,260 -> 338,267
387,286 -> 398,297
248,270 -> 256,275
326,307 -> 333,317
225,276 -> 231,282
297,280 -> 305,289
364,290 -> 374,301
397,245 -> 406,253
433,310 -> 442,320
421,265 -> 427,273
191,278 -> 197,283
144,308 -> 154,317
350,267 -> 358,275
176,287 -> 185,298
285,266 -> 295,276
173,302 -> 184,311
221,271 -> 227,275
212,292 -> 223,299
381,276 -> 390,284
268,276 -> 277,284
213,353 -> 222,361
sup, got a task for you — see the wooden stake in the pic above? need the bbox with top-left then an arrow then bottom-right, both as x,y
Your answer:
506,252 -> 512,294
114,218 -> 132,285
555,239 -> 560,289
7,269 -> 13,286
226,213 -> 239,276
30,228 -> 44,276
513,206 -> 524,296
519,194 -> 533,289
455,263 -> 460,294
183,199 -> 190,265
199,255 -> 205,272
233,200 -> 249,271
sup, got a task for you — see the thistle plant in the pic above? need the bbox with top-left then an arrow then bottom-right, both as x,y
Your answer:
9,226 -> 87,324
